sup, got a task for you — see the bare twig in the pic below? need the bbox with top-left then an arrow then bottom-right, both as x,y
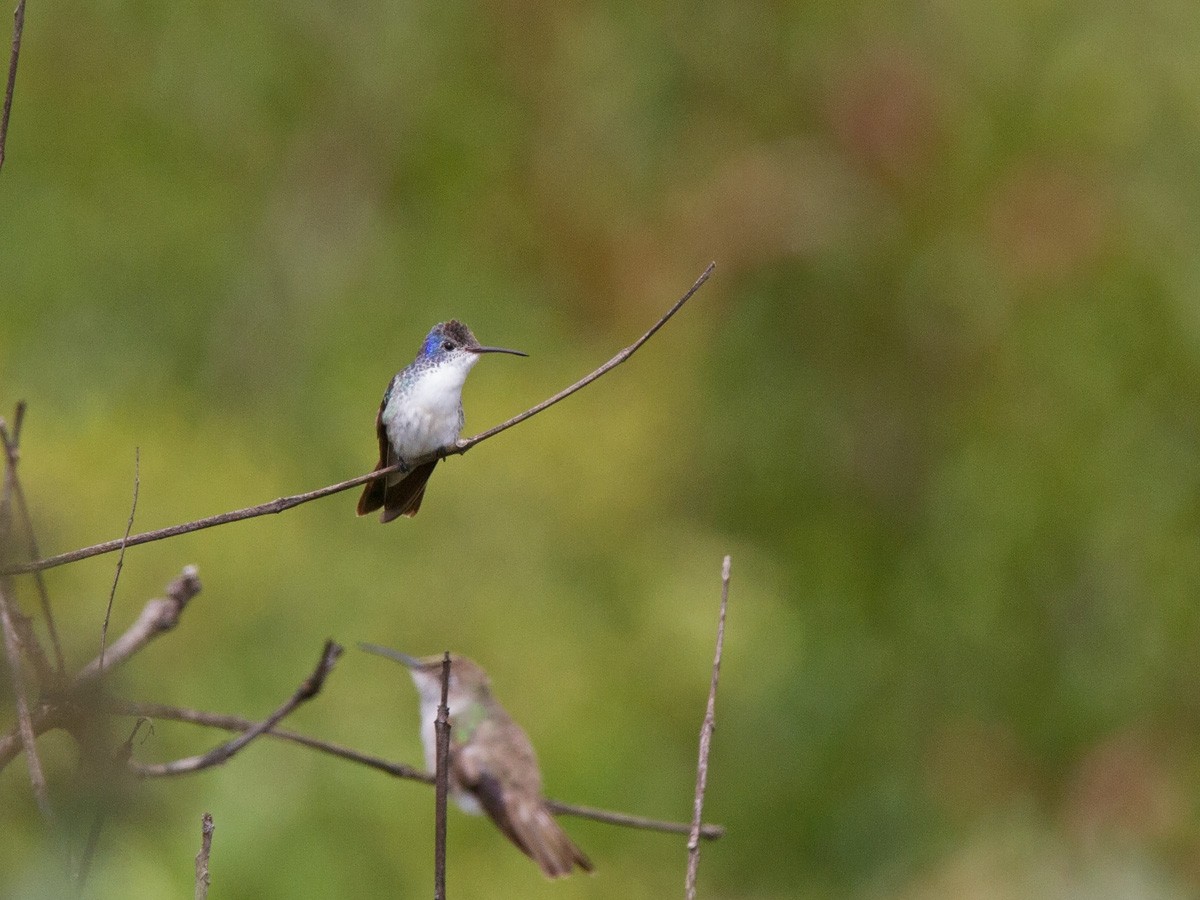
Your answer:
105,699 -> 434,782
0,567 -> 202,771
100,448 -> 140,673
545,800 -> 724,841
128,640 -> 342,777
10,399 -> 25,443
0,411 -> 51,818
108,699 -> 725,839
75,566 -> 201,684
0,0 -> 26,172
76,798 -> 107,893
75,719 -> 148,893
195,813 -> 214,900
459,262 -> 715,449
0,413 -> 63,678
434,651 -> 451,900
3,466 -> 402,576
685,555 -> 731,900
0,576 -> 53,822
4,263 -> 716,577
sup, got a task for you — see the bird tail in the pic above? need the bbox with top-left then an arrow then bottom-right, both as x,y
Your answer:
521,806 -> 593,878
378,460 -> 437,522
472,773 -> 593,878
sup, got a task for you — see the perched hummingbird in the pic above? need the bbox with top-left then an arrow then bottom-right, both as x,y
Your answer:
359,644 -> 594,878
357,320 -> 526,522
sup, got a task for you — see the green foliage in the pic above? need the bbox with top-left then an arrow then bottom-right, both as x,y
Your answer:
5,0 -> 1200,896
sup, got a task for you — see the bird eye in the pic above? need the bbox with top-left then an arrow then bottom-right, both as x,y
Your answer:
442,340 -> 455,351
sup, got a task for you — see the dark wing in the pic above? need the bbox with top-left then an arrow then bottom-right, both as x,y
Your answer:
356,393 -> 391,516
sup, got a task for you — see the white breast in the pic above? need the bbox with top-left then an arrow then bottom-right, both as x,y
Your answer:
416,694 -> 484,815
382,357 -> 478,459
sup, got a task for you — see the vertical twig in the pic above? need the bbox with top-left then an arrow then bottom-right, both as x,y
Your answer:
433,651 -> 451,900
0,576 -> 53,823
1,407 -> 67,677
100,448 -> 140,673
0,0 -> 26,172
685,555 -> 731,900
0,410 -> 52,821
195,812 -> 214,900
75,718 -> 148,894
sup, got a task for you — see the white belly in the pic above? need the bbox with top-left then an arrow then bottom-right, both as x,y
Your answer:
381,366 -> 470,460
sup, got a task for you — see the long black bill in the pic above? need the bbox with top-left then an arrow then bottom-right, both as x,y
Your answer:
358,642 -> 423,669
469,345 -> 527,356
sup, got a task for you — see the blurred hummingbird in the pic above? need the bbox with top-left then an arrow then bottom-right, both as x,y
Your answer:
357,320 -> 526,522
359,644 -> 594,878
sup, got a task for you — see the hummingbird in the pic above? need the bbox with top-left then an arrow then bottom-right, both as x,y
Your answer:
357,320 -> 526,522
359,643 -> 594,878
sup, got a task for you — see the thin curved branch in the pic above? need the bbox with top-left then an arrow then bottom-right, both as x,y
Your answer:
2,467 -> 402,576
2,263 -> 715,577
100,448 -> 140,673
457,261 -> 715,450
543,799 -> 723,841
74,718 -> 150,892
0,0 -> 26,173
128,640 -> 342,778
109,698 -> 725,840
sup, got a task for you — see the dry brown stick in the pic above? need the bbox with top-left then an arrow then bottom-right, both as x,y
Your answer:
74,566 -> 201,684
9,399 -> 24,443
686,555 -> 731,900
434,652 -> 451,900
4,263 -> 716,577
544,800 -> 723,840
106,698 -> 434,782
0,412 -> 63,678
462,261 -> 715,447
0,438 -> 11,545
74,718 -> 148,894
195,813 -> 214,900
128,640 -> 342,777
0,410 -> 51,818
0,0 -> 26,172
0,567 -> 202,770
109,698 -> 725,839
100,448 -> 140,673
0,575 -> 53,822
3,465 -> 401,576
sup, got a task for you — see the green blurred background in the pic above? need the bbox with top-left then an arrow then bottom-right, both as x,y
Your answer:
5,0 -> 1200,897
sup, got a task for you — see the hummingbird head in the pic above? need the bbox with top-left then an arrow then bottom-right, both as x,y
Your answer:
359,643 -> 492,707
418,320 -> 527,369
